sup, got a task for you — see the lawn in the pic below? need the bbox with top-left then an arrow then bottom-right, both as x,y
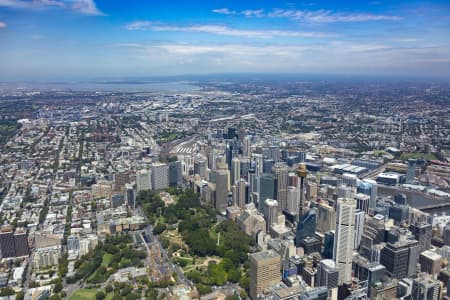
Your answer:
68,289 -> 97,300
101,253 -> 113,267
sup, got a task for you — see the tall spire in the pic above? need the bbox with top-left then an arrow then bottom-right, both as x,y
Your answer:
297,163 -> 308,217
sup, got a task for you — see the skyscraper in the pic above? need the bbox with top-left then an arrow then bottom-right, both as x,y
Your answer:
295,208 -> 317,247
355,193 -> 370,214
13,228 -> 29,257
354,209 -> 365,250
250,250 -> 281,300
235,178 -> 248,210
151,162 -> 169,190
316,259 -> 339,289
264,199 -> 278,233
333,198 -> 356,285
316,202 -> 336,234
410,222 -> 432,253
125,183 -> 135,209
411,273 -> 441,300
194,157 -> 207,179
297,163 -> 308,217
419,250 -> 442,276
273,163 -> 288,213
380,238 -> 420,279
0,226 -> 16,258
136,169 -> 152,192
323,231 -> 335,259
215,168 -> 230,213
258,173 -> 275,212
231,157 -> 241,185
287,186 -> 299,215
168,160 -> 183,186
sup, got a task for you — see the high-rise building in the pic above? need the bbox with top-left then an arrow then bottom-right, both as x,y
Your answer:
273,163 -> 288,213
249,250 -> 281,300
359,214 -> 386,261
194,157 -> 207,179
299,287 -> 329,300
316,259 -> 339,289
252,154 -> 264,177
111,193 -> 124,208
389,205 -> 410,225
264,199 -> 278,233
354,210 -> 365,250
125,184 -> 135,208
243,136 -> 251,157
67,235 -> 80,252
0,226 -> 16,258
333,198 -> 356,285
342,173 -> 358,187
357,179 -> 378,212
240,157 -> 251,178
297,164 -> 308,217
231,157 -> 241,185
323,231 -> 335,259
215,168 -> 230,213
136,169 -> 152,192
13,228 -> 29,257
287,186 -> 299,215
316,202 -> 336,234
380,238 -> 420,279
114,170 -> 131,190
263,159 -> 275,174
410,222 -> 432,253
295,208 -> 317,247
355,193 -> 370,214
168,160 -> 183,186
267,145 -> 280,162
419,250 -> 442,276
406,159 -> 417,184
151,163 -> 169,190
258,173 -> 275,211
235,179 -> 248,210
444,225 -> 450,246
411,273 -> 441,300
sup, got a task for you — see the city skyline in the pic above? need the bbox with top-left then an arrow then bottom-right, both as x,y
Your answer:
0,0 -> 450,80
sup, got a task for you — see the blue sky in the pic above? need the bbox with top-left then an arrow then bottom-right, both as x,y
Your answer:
0,0 -> 449,80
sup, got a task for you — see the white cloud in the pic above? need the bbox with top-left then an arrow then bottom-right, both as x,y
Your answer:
0,0 -> 104,15
212,8 -> 236,15
392,38 -> 419,43
113,42 -> 450,75
241,9 -> 264,18
71,0 -> 104,16
0,21 -> 6,28
268,9 -> 403,23
213,7 -> 402,23
124,22 -> 335,39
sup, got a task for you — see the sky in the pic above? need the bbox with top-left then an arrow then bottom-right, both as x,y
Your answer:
0,0 -> 449,80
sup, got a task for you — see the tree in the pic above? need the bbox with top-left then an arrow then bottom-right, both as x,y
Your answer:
96,291 -> 106,300
152,223 -> 167,235
49,295 -> 61,300
53,282 -> 63,293
105,285 -> 113,293
15,291 -> 25,300
0,288 -> 15,297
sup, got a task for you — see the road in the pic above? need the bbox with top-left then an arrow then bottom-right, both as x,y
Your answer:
137,207 -> 192,287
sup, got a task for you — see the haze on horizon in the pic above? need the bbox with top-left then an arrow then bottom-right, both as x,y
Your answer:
0,0 -> 449,81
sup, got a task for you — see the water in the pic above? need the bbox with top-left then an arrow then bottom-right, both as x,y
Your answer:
1,81 -> 201,93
